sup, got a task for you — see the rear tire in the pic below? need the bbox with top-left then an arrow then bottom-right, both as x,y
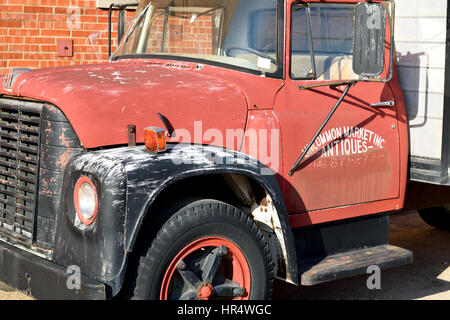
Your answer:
418,205 -> 450,230
131,199 -> 274,300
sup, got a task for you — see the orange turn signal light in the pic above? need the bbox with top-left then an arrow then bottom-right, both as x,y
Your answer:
144,127 -> 167,153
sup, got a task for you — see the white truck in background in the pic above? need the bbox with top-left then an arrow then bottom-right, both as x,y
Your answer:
396,0 -> 448,181
395,0 -> 450,224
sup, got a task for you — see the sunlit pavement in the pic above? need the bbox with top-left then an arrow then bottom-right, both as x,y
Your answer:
274,210 -> 450,300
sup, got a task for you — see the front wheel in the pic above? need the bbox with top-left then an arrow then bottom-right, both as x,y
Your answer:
132,199 -> 274,300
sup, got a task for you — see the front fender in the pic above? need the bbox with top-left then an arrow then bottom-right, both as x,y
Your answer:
122,144 -> 298,286
55,144 -> 298,296
53,152 -> 128,294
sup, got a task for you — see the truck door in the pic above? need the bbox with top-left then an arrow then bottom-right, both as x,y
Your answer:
275,2 -> 400,213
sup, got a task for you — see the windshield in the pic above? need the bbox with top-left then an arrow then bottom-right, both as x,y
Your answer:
112,0 -> 280,75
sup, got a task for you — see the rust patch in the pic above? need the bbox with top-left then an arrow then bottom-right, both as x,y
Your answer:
58,127 -> 72,148
38,177 -> 51,195
55,150 -> 72,168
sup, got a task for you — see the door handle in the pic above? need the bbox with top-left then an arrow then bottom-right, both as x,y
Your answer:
370,101 -> 395,108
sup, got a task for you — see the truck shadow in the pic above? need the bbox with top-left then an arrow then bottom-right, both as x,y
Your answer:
396,51 -> 429,128
274,210 -> 450,300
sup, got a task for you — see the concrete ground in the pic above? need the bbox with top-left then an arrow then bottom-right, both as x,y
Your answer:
0,210 -> 449,300
0,282 -> 33,300
273,210 -> 450,300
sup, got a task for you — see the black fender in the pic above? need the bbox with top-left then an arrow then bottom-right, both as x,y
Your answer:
54,144 -> 298,296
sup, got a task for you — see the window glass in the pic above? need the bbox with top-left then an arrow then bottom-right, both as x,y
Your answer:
249,9 -> 277,52
291,3 -> 358,80
114,0 -> 280,75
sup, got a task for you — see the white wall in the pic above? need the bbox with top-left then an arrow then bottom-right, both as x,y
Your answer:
394,0 -> 447,159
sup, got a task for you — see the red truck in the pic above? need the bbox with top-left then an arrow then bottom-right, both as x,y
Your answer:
0,0 -> 447,300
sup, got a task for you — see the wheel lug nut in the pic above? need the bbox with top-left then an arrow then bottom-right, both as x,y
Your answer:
219,246 -> 228,256
176,261 -> 186,270
233,287 -> 245,297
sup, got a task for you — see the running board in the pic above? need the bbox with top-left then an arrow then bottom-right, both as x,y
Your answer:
299,245 -> 413,286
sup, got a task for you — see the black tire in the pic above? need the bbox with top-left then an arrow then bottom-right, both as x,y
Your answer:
418,205 -> 450,230
131,199 -> 274,300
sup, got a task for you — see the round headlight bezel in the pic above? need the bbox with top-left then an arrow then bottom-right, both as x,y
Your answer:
74,176 -> 98,226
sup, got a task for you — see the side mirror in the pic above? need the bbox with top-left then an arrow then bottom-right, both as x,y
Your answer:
353,2 -> 387,77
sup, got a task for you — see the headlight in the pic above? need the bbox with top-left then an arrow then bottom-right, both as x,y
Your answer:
74,176 -> 98,226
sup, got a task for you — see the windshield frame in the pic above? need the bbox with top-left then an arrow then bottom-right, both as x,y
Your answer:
110,0 -> 285,79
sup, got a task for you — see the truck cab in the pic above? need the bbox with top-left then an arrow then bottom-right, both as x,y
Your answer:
0,0 -> 420,300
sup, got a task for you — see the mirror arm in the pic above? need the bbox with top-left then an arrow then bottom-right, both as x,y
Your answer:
288,81 -> 356,176
298,80 -> 357,90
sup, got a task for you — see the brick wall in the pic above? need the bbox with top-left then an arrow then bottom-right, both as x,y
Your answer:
0,0 -> 136,75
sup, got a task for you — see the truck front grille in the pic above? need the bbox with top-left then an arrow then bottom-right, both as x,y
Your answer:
0,99 -> 42,244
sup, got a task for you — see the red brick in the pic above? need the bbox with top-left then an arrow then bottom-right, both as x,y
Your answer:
79,16 -> 98,23
0,52 -> 23,60
38,14 -> 68,22
23,6 -> 54,14
24,52 -> 55,60
41,29 -> 71,37
2,13 -> 37,20
54,7 -> 69,14
8,0 -> 40,4
82,23 -> 107,31
9,44 -> 40,52
23,21 -> 53,29
0,5 -> 23,13
24,37 -> 55,44
83,53 -> 102,60
71,30 -> 95,38
0,20 -> 22,28
40,0 -> 71,6
8,28 -> 40,37
1,37 -> 24,44
98,16 -> 117,24
40,45 -> 58,52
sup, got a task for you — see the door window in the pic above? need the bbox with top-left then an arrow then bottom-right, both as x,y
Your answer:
291,3 -> 358,81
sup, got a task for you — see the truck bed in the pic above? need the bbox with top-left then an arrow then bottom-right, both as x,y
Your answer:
395,0 -> 450,184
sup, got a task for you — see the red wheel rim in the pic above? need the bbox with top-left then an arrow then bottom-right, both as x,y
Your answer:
160,237 -> 251,300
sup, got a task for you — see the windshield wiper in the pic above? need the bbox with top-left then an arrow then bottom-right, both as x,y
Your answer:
288,80 -> 357,176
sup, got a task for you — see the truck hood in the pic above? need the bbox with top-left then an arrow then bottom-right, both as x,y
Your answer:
1,60 -> 249,149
